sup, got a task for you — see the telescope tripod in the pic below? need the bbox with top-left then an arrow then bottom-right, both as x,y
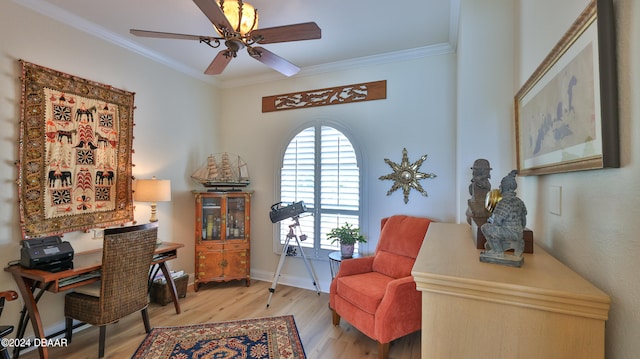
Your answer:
267,217 -> 320,307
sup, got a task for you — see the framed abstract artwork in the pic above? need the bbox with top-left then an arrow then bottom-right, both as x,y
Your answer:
514,0 -> 619,176
18,61 -> 135,238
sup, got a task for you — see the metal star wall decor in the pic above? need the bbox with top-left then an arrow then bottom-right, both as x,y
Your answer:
379,148 -> 437,204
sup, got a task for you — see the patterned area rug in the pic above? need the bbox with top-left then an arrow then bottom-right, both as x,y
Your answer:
131,315 -> 306,359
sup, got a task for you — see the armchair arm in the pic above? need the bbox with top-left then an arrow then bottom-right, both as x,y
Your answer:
330,256 -> 374,311
335,256 -> 375,278
0,291 -> 17,301
0,290 -> 18,318
374,276 -> 422,343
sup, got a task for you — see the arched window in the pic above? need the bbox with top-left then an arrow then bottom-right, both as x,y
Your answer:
278,124 -> 361,257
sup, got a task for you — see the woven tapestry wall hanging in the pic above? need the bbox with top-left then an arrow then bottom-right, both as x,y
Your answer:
18,60 -> 135,238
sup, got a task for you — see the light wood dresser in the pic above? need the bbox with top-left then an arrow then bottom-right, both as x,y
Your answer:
412,223 -> 610,359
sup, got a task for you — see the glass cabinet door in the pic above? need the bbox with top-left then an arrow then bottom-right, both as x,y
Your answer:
226,196 -> 246,240
201,196 -> 222,240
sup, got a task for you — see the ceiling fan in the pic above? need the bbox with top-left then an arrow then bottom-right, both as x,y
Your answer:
130,0 -> 321,76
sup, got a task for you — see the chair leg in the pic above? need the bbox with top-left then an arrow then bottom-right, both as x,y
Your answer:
378,341 -> 390,359
141,307 -> 151,333
98,326 -> 106,358
65,317 -> 73,342
0,345 -> 10,359
331,309 -> 341,326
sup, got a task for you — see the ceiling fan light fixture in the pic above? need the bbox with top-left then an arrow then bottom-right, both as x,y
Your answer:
218,0 -> 258,36
133,1 -> 320,76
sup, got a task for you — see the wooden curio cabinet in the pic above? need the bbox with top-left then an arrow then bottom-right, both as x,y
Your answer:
193,191 -> 251,291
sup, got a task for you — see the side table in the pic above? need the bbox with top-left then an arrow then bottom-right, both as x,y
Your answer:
328,251 -> 361,279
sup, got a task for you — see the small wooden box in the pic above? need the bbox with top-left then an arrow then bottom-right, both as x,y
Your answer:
150,274 -> 188,306
471,219 -> 533,254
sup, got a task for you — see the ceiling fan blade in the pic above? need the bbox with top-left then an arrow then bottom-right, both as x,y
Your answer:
193,0 -> 233,33
251,22 -> 321,44
130,29 -> 218,41
249,47 -> 300,76
205,50 -> 233,75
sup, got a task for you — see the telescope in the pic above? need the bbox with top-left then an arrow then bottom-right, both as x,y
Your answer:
269,201 -> 307,223
267,200 -> 319,307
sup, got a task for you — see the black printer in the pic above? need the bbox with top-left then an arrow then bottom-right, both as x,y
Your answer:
21,236 -> 74,272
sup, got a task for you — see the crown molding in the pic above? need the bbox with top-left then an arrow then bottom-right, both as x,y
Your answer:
219,0 -> 461,88
13,0 -> 219,86
218,43 -> 455,88
449,0 -> 461,52
15,0 -> 460,89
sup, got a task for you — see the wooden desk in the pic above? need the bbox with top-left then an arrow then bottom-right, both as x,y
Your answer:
4,241 -> 184,359
412,223 -> 610,359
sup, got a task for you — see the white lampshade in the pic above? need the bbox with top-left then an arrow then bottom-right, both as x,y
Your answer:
134,177 -> 171,202
134,177 -> 171,222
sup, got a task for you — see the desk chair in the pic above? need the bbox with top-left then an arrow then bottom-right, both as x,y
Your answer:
64,222 -> 158,358
0,291 -> 18,359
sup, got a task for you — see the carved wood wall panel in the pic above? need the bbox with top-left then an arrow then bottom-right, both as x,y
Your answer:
262,80 -> 386,112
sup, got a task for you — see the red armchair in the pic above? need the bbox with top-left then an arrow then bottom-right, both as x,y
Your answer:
330,215 -> 432,359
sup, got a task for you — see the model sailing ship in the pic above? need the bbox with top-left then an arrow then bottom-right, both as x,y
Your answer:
191,152 -> 250,190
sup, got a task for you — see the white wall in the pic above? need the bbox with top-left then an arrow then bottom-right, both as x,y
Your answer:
218,55 -> 458,291
517,0 -> 640,358
0,1 -> 219,336
456,0 -> 516,220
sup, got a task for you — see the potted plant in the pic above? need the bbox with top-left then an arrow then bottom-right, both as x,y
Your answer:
327,222 -> 366,258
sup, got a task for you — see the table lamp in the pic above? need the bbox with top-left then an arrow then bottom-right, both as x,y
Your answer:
134,176 -> 171,222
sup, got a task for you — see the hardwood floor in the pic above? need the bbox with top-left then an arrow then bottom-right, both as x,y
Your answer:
17,280 -> 420,359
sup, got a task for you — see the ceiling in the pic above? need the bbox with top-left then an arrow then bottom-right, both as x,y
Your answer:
19,0 -> 459,87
